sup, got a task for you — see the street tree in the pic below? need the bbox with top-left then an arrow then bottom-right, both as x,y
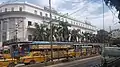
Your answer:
96,29 -> 110,43
82,32 -> 91,43
71,29 -> 82,42
59,21 -> 71,42
33,23 -> 47,41
104,0 -> 120,21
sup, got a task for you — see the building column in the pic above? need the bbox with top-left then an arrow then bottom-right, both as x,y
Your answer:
22,19 -> 25,42
0,20 -> 3,47
6,19 -> 9,40
23,18 -> 28,41
0,20 -> 3,42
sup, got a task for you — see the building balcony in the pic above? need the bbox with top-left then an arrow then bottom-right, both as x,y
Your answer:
27,25 -> 36,29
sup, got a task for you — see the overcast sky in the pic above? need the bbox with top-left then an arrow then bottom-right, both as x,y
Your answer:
0,0 -> 120,31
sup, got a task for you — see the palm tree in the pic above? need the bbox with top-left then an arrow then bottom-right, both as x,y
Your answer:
58,21 -> 71,42
70,29 -> 82,42
76,29 -> 83,42
45,27 -> 51,41
33,23 -> 47,41
51,24 -> 59,41
70,29 -> 77,42
32,20 -> 71,42
55,26 -> 63,41
82,32 -> 89,43
44,24 -> 59,41
104,0 -> 120,20
90,34 -> 97,43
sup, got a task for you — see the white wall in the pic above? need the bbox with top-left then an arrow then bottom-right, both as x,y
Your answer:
0,3 -> 96,32
24,15 -> 45,41
0,4 -> 25,12
7,18 -> 25,41
0,42 -> 2,47
25,5 -> 49,17
0,3 -> 97,41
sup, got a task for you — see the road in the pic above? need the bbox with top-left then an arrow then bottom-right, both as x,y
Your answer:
18,55 -> 101,67
45,56 -> 101,67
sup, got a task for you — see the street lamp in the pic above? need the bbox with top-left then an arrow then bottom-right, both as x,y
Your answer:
0,20 -> 3,45
49,0 -> 53,62
102,0 -> 107,67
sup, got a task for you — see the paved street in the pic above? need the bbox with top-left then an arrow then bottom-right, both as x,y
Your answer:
20,55 -> 101,67
45,56 -> 101,67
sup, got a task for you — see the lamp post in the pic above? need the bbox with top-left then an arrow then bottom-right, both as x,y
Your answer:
102,0 -> 107,67
49,0 -> 53,62
0,20 -> 3,46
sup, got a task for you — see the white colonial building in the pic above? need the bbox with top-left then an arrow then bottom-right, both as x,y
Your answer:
0,2 -> 97,43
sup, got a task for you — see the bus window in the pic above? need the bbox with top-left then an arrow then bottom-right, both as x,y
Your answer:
33,53 -> 40,56
3,49 -> 10,54
20,45 -> 30,56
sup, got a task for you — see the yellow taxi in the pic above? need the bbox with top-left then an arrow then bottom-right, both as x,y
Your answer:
20,52 -> 45,64
0,57 -> 17,67
68,49 -> 81,57
0,53 -> 17,67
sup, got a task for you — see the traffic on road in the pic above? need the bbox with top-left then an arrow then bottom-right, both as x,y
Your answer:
0,42 -> 101,67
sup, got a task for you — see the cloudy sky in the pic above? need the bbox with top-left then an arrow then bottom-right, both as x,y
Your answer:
0,0 -> 120,31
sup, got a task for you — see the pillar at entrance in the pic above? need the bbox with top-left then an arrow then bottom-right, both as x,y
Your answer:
0,42 -> 2,47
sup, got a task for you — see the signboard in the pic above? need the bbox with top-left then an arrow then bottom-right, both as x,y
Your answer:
31,45 -> 71,49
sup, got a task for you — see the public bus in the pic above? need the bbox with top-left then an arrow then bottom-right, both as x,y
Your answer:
1,41 -> 74,66
1,41 -> 101,66
0,41 -> 31,67
73,43 -> 101,56
22,41 -> 73,64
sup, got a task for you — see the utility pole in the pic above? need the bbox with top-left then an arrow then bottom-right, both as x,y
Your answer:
109,26 -> 111,32
15,19 -> 20,44
102,0 -> 107,66
12,21 -> 19,62
0,20 -> 3,46
49,0 -> 53,62
14,19 -> 23,62
15,23 -> 18,46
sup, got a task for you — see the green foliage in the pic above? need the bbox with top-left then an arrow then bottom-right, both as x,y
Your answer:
33,21 -> 72,42
96,29 -> 110,43
71,29 -> 81,42
33,21 -> 109,43
33,23 -> 47,41
104,0 -> 120,19
4,50 -> 10,54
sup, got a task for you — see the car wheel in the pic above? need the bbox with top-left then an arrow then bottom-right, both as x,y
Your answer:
8,62 -> 15,67
29,60 -> 36,64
